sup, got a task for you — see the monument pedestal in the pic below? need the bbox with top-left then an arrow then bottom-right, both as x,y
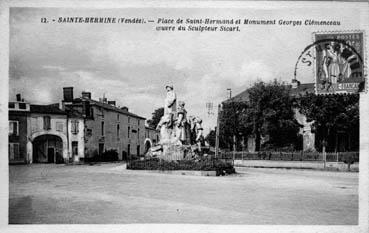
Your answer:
159,143 -> 185,161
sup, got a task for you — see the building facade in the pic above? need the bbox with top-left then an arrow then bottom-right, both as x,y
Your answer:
8,95 -> 30,164
9,87 -> 154,163
28,104 -> 69,163
62,87 -> 147,161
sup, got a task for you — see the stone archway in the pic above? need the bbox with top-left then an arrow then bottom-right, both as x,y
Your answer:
28,131 -> 68,163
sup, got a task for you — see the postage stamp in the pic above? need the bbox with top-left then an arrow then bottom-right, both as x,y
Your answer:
294,31 -> 366,95
313,31 -> 366,94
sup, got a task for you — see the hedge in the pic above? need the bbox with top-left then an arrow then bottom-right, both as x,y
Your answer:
127,158 -> 235,176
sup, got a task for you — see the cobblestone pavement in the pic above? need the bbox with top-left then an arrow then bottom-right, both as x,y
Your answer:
9,163 -> 358,224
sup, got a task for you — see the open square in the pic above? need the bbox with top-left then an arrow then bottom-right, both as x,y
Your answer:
9,164 -> 358,224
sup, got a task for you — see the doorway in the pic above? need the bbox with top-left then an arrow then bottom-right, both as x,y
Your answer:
47,148 -> 55,163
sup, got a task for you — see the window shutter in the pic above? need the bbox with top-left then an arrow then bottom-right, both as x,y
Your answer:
9,122 -> 13,135
9,144 -> 14,160
14,144 -> 20,160
43,116 -> 51,130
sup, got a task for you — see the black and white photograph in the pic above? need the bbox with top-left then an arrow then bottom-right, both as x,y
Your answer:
0,1 -> 368,233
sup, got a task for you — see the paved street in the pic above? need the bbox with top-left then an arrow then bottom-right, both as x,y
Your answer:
9,163 -> 358,224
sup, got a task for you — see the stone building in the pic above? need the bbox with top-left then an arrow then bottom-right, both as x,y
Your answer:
8,94 -> 30,164
62,87 -> 147,161
9,88 -> 155,163
66,109 -> 85,162
28,104 -> 69,163
9,93 -> 74,164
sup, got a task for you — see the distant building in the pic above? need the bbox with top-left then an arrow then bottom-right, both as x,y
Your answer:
62,87 -> 147,161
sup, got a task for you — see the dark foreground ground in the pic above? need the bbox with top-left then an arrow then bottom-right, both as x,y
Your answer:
9,163 -> 358,224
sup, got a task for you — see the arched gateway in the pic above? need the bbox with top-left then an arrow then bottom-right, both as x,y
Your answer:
28,131 -> 68,163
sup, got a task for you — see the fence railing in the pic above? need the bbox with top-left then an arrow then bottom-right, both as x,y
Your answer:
219,151 -> 359,163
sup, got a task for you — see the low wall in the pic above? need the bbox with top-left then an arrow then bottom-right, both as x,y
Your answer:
234,160 -> 359,172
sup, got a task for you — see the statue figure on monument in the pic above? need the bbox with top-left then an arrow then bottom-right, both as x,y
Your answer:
190,116 -> 204,152
156,85 -> 177,143
175,101 -> 188,144
164,84 -> 176,128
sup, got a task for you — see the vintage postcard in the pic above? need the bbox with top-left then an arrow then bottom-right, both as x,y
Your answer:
0,1 -> 368,233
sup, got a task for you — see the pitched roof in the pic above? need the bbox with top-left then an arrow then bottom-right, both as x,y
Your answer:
223,89 -> 250,104
30,104 -> 66,115
73,97 -> 146,120
223,83 -> 315,103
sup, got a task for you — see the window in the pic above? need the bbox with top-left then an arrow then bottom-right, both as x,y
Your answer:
56,122 -> 64,132
101,121 -> 104,136
128,126 -> 130,138
9,121 -> 19,136
71,121 -> 79,134
19,103 -> 26,109
117,124 -> 120,139
86,128 -> 92,137
8,143 -> 20,160
43,116 -> 51,130
8,102 -> 15,109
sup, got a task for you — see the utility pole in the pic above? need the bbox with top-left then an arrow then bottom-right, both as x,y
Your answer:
215,104 -> 221,158
227,88 -> 232,99
227,88 -> 236,160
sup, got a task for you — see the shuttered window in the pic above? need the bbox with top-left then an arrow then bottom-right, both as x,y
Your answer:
43,116 -> 51,130
56,122 -> 64,132
71,121 -> 79,134
9,121 -> 19,136
9,143 -> 20,160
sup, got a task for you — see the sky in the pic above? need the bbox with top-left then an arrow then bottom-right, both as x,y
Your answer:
9,5 -> 368,132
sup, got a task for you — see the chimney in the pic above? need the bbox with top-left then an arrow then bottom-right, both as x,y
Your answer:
63,87 -> 74,102
16,94 -> 21,102
82,100 -> 91,117
82,91 -> 91,99
108,100 -> 116,106
121,106 -> 128,112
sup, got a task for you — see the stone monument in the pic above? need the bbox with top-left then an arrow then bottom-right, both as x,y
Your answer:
148,85 -> 203,161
